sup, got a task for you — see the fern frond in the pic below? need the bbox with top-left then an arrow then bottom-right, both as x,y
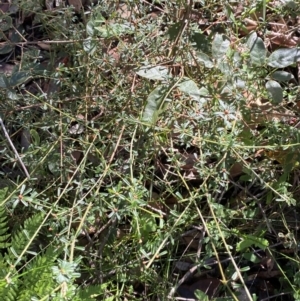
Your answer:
18,246 -> 60,300
0,204 -> 10,249
9,212 -> 44,261
0,280 -> 18,301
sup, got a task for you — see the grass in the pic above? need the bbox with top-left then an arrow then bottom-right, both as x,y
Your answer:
0,0 -> 300,300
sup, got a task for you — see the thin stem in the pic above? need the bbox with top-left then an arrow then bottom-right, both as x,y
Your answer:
0,117 -> 30,179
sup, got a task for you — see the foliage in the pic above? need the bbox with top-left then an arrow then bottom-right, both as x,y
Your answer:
0,0 -> 300,300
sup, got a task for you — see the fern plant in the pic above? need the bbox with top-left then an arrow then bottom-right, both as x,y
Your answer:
0,187 -> 105,300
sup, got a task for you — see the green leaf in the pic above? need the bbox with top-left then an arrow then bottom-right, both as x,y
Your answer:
194,289 -> 209,301
271,71 -> 294,82
10,71 -> 31,87
266,80 -> 283,104
136,65 -> 170,81
267,47 -> 300,68
142,85 -> 169,124
11,25 -> 24,44
236,235 -> 268,251
247,32 -> 266,65
86,20 -> 95,37
0,15 -> 12,31
242,252 -> 261,263
177,78 -> 202,101
166,22 -> 181,41
0,74 -> 9,88
191,32 -> 210,53
0,44 -> 13,54
212,33 -> 230,61
195,52 -> 214,68
83,38 -> 97,55
30,129 -> 40,146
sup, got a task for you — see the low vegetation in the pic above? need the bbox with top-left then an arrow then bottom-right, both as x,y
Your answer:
0,0 -> 300,300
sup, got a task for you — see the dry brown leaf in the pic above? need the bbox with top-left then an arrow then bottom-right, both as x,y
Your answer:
37,41 -> 51,51
229,162 -> 244,178
181,228 -> 203,250
266,31 -> 298,48
68,0 -> 86,12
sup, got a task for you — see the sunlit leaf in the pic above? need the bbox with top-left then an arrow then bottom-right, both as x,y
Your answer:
86,20 -> 95,37
177,78 -> 202,101
266,80 -> 283,104
237,235 -> 268,251
271,71 -> 294,82
142,85 -> 169,124
136,66 -> 169,81
247,32 -> 266,65
30,129 -> 40,146
83,38 -> 97,55
267,47 -> 300,68
194,290 -> 209,301
212,33 -> 230,61
196,52 -> 214,68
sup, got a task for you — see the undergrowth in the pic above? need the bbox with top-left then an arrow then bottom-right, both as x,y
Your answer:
0,0 -> 300,300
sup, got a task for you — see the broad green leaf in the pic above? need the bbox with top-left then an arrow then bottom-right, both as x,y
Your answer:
10,71 -> 31,87
166,22 -> 181,41
195,52 -> 214,68
191,32 -> 210,53
10,27 -> 23,43
30,129 -> 40,146
177,78 -> 201,101
0,44 -> 13,54
198,87 -> 210,104
94,15 -> 106,24
142,85 -> 168,124
246,31 -> 258,49
136,66 -> 169,81
194,290 -> 209,301
0,74 -> 9,88
266,80 -> 283,104
267,47 -> 300,68
271,71 -> 294,82
218,61 -> 231,76
86,20 -> 95,37
236,235 -> 268,251
83,38 -> 97,55
247,32 -> 266,65
212,33 -> 230,61
0,15 -> 12,31
243,252 -> 261,263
